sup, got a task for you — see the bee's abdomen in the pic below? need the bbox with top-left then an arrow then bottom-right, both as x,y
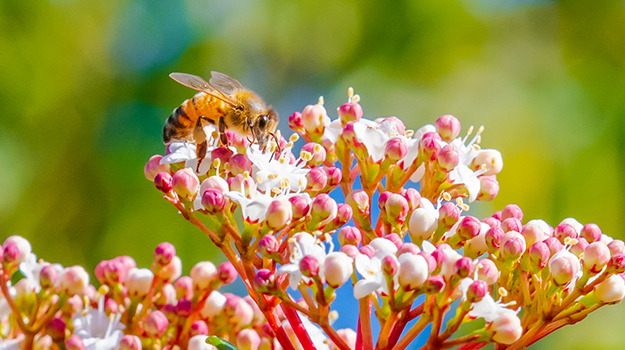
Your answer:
163,99 -> 198,144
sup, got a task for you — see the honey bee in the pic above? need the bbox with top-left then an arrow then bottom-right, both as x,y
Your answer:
164,71 -> 279,169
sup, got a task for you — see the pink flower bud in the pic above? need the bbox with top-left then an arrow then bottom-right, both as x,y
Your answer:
385,137 -> 408,162
338,102 -> 363,126
200,175 -> 230,194
288,195 -> 311,220
176,299 -> 193,318
217,262 -> 237,285
300,256 -> 320,278
224,294 -> 254,326
423,275 -> 445,294
154,283 -> 176,307
594,274 -> 625,303
40,265 -> 59,289
325,252 -> 353,288
306,168 -> 328,192
471,149 -> 503,176
59,266 -> 90,296
229,154 -> 252,176
200,291 -> 227,318
385,233 -> 403,249
477,176 -> 499,201
102,259 -> 124,284
501,204 -> 523,221
521,219 -> 549,248
398,254 -> 429,290
145,310 -> 169,337
3,235 -> 32,264
467,279 -> 489,303
583,242 -> 611,273
144,155 -> 171,181
104,297 -> 118,315
544,237 -> 563,257
172,168 -> 200,198
237,328 -> 261,350
65,335 -> 86,350
501,218 -> 522,233
325,166 -> 342,187
482,217 -> 501,228
66,294 -> 83,313
230,172 -> 256,197
476,258 -> 499,285
202,189 -> 226,214
485,226 -> 504,254
436,144 -> 459,171
46,317 -> 66,343
500,232 -> 526,261
265,199 -> 292,231
253,269 -> 276,293
359,245 -> 375,258
490,313 -> 522,344
580,223 -> 602,243
570,237 -> 588,257
378,191 -> 392,210
608,239 -> 625,256
154,242 -> 176,267
258,234 -> 280,257
340,244 -> 360,259
382,255 -> 399,276
310,194 -> 338,226
211,146 -> 233,166
435,115 -> 461,142
190,320 -> 209,337
385,194 -> 409,225
119,335 -> 142,350
438,202 -> 461,230
398,243 -> 420,256
332,204 -> 353,228
419,132 -> 442,161
126,268 -> 154,297
347,190 -> 370,215
302,143 -> 326,167
549,250 -> 580,286
555,223 -> 578,243
302,104 -> 329,135
608,253 -> 625,274
457,216 -> 482,241
154,172 -> 173,193
175,276 -> 194,300
289,112 -> 304,132
454,257 -> 474,278
402,188 -> 421,211
157,256 -> 182,283
529,242 -> 550,271
191,261 -> 217,291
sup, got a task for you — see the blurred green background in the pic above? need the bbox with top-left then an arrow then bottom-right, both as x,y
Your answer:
1,0 -> 624,348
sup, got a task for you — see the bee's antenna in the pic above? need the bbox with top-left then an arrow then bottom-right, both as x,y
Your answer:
269,132 -> 281,155
248,127 -> 257,145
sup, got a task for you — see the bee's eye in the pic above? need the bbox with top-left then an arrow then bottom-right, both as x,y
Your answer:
258,115 -> 268,129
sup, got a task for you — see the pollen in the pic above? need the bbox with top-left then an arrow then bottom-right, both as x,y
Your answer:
280,178 -> 290,189
455,198 -> 470,212
405,130 -> 415,138
318,96 -> 325,105
498,287 -> 509,297
279,156 -> 287,164
348,87 -> 354,99
352,94 -> 361,103
271,188 -> 281,196
285,141 -> 294,149
564,237 -> 578,247
243,171 -> 250,179
289,133 -> 300,142
301,151 -> 313,162
224,163 -> 231,171
477,125 -> 484,135
256,176 -> 263,184
213,158 -> 221,169
268,173 -> 279,180
442,191 -> 452,201
313,144 -> 322,153
466,125 -> 474,136
211,131 -> 219,139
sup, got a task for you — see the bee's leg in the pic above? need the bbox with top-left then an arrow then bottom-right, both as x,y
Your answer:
194,116 -> 210,172
196,141 -> 208,173
219,116 -> 228,146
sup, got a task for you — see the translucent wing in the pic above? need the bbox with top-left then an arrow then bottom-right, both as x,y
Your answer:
169,72 -> 236,106
209,71 -> 245,95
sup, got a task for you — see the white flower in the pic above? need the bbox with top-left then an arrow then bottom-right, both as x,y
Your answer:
408,198 -> 439,241
353,238 -> 398,298
277,232 -> 330,290
0,335 -> 24,350
247,144 -> 309,193
160,141 -> 217,175
283,313 -> 331,350
322,119 -> 343,145
188,335 -> 217,350
73,297 -> 125,350
447,132 -> 486,203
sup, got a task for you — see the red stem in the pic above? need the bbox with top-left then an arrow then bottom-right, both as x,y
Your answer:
281,303 -> 317,349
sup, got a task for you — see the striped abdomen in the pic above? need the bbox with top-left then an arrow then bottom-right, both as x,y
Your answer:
162,92 -> 224,144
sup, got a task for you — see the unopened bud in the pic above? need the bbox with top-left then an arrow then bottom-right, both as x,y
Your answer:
145,310 -> 169,337
398,254 -> 429,290
265,199 -> 293,231
325,252 -> 353,288
289,112 -> 304,132
338,102 -> 363,126
144,155 -> 171,181
59,266 -> 90,296
385,194 -> 410,225
201,188 -> 226,214
594,274 -> 625,303
302,143 -> 326,167
467,280 -> 489,303
528,242 -> 550,271
385,137 -> 408,162
476,259 -> 499,285
306,168 -> 328,192
457,216 -> 481,241
65,335 -> 86,350
423,275 -> 445,294
436,144 -> 459,171
477,175 -> 499,201
259,234 -> 280,257
555,223 -> 578,243
288,195 -> 311,220
218,262 -> 237,285
347,190 -> 370,215
501,218 -> 522,233
172,168 -> 200,198
435,115 -> 461,142
419,132 -> 442,161
230,154 -> 252,176
191,261 -> 217,291
119,335 -> 142,350
154,242 -> 176,267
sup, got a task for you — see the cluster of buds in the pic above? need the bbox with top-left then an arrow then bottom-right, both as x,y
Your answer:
0,237 -> 271,350
148,88 -> 621,350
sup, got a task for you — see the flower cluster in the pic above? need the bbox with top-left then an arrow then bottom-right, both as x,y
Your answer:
141,87 -> 625,350
0,237 -> 275,350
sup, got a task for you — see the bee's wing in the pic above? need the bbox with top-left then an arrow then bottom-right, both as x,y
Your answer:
169,72 -> 236,106
209,71 -> 245,95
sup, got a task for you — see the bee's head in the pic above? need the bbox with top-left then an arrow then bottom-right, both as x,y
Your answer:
250,109 -> 279,148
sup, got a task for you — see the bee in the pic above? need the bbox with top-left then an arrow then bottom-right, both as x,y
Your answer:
164,71 -> 279,169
